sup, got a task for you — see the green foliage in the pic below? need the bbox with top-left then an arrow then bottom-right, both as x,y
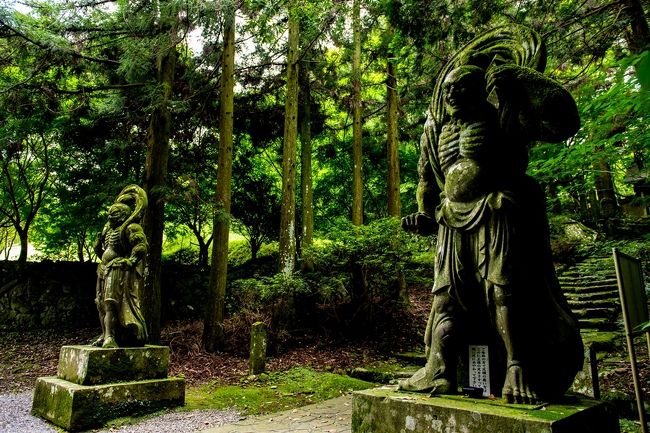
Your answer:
528,52 -> 650,221
228,239 -> 253,267
231,136 -> 282,260
310,218 -> 413,303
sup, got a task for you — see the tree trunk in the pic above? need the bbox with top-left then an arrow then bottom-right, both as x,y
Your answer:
351,0 -> 363,226
17,229 -> 28,264
622,0 -> 649,55
198,238 -> 209,268
621,0 -> 649,175
143,20 -> 177,344
203,3 -> 235,353
300,64 -> 314,272
278,1 -> 300,275
77,235 -> 85,262
386,41 -> 401,218
593,156 -> 618,230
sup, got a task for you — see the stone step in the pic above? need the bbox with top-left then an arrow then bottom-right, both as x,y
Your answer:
57,345 -> 170,385
558,273 -> 616,281
558,277 -> 618,285
561,284 -> 618,294
566,298 -> 619,309
394,352 -> 426,366
578,318 -> 620,331
571,307 -> 619,319
564,291 -> 618,302
32,376 -> 185,431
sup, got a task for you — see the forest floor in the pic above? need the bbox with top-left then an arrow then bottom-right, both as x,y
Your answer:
0,283 -> 648,432
0,284 -> 430,395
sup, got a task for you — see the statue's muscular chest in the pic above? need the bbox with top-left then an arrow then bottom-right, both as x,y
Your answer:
101,228 -> 126,263
438,123 -> 462,172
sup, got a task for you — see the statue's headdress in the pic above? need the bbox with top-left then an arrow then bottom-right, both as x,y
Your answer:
113,184 -> 148,231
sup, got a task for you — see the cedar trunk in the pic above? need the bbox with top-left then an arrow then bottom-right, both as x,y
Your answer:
351,0 -> 363,226
279,2 -> 300,275
300,66 -> 314,272
143,23 -> 177,343
386,49 -> 401,218
203,5 -> 235,353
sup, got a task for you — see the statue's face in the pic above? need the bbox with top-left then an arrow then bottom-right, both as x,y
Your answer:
442,69 -> 483,118
108,204 -> 129,228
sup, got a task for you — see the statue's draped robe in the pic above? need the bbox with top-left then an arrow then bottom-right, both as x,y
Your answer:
96,223 -> 148,344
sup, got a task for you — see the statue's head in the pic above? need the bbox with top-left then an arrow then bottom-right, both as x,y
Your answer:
108,203 -> 131,228
442,65 -> 486,118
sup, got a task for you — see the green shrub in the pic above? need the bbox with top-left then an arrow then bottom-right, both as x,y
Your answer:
228,239 -> 251,267
163,247 -> 199,265
310,218 -> 414,303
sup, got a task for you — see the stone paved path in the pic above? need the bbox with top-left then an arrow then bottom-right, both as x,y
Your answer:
199,395 -> 353,433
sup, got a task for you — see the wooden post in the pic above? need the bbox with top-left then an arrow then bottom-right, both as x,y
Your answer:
613,248 -> 648,433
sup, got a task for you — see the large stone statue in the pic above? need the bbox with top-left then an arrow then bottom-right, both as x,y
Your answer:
399,26 -> 584,403
93,185 -> 148,348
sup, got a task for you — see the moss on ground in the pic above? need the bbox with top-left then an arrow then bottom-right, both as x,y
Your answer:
184,367 -> 374,415
619,418 -> 642,433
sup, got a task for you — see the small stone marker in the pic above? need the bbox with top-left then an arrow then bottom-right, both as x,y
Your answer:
468,345 -> 490,397
250,321 -> 267,375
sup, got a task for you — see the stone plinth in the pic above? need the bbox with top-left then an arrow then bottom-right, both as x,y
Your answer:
57,345 -> 169,385
32,376 -> 184,431
32,345 -> 185,431
352,386 -> 618,433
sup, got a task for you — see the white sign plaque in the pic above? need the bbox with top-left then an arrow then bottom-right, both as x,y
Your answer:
468,345 -> 490,397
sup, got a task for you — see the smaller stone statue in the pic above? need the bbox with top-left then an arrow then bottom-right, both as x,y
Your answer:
92,185 -> 148,348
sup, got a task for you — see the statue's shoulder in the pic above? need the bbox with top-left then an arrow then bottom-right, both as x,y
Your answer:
125,222 -> 144,234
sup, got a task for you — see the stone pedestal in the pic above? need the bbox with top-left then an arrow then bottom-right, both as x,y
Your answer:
32,345 -> 185,431
352,386 -> 618,433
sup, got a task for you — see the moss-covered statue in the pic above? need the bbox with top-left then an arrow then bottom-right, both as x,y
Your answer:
92,185 -> 148,348
399,26 -> 583,403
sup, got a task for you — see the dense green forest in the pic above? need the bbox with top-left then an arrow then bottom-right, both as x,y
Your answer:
1,0 -> 649,346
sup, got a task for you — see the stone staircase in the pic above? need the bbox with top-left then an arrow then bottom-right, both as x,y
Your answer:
557,257 -> 621,332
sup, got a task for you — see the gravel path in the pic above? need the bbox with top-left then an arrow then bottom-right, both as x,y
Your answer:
0,391 -> 242,433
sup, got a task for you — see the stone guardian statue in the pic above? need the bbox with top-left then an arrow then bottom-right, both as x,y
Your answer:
92,185 -> 148,348
399,26 -> 584,403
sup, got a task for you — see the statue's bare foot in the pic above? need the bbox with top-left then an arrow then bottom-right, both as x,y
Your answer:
90,336 -> 103,347
398,365 -> 455,395
428,378 -> 454,396
502,362 -> 538,404
102,336 -> 118,348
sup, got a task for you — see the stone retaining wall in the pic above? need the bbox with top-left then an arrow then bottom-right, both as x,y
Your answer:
0,261 -> 209,330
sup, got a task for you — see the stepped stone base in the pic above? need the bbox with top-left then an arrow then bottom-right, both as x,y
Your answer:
32,376 -> 185,431
32,345 -> 184,431
352,386 -> 618,433
58,345 -> 169,385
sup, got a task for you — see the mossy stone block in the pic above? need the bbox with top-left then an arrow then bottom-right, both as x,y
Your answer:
57,345 -> 169,385
249,322 -> 267,375
31,376 -> 185,431
352,386 -> 618,433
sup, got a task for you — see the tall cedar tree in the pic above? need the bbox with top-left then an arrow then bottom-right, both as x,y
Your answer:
386,29 -> 401,217
279,1 -> 300,275
300,65 -> 314,272
143,15 -> 178,343
351,0 -> 363,226
203,1 -> 236,352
